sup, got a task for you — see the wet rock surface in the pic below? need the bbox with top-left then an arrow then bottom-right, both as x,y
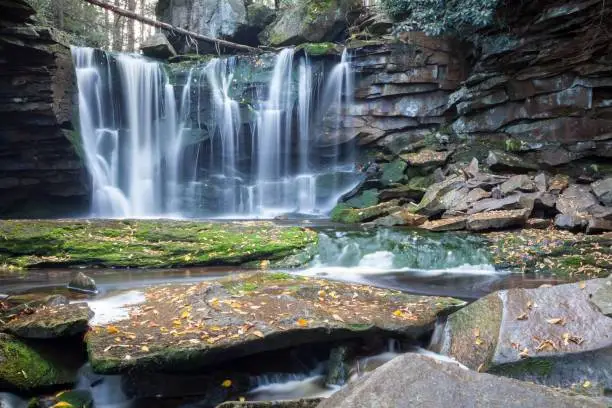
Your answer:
434,280 -> 612,395
217,400 -> 322,408
68,272 -> 97,293
86,273 -> 462,374
2,303 -> 93,339
316,353 -> 606,408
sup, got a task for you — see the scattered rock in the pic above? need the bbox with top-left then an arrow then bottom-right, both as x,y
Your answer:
500,175 -> 537,195
467,208 -> 531,231
554,214 -> 589,232
69,272 -> 98,294
556,184 -> 599,216
525,218 -> 550,229
534,173 -> 548,192
3,303 -> 93,339
331,200 -> 401,224
591,177 -> 612,207
465,158 -> 479,178
466,188 -> 491,203
433,280 -> 612,394
420,217 -> 467,232
415,175 -> 465,216
468,194 -> 532,214
486,150 -> 539,172
140,33 -> 176,59
548,174 -> 570,193
316,353 -> 605,408
0,333 -> 75,392
400,149 -> 451,167
586,218 -> 612,234
373,211 -> 427,227
86,273 -> 462,374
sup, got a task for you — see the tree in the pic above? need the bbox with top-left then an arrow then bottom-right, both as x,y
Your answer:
126,0 -> 136,51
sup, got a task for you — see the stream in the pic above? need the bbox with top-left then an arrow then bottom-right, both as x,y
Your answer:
0,226 -> 561,407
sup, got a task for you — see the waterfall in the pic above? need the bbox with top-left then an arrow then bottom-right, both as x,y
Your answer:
73,47 -> 360,219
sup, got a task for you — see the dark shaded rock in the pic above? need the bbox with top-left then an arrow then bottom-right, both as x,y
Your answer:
316,353 -> 605,408
0,333 -> 75,392
86,273 -> 462,374
326,345 -> 351,386
591,177 -> 612,206
554,214 -> 589,231
3,303 -> 93,339
486,151 -> 539,172
68,272 -> 97,294
500,175 -> 537,195
466,173 -> 509,190
434,280 -> 612,395
586,218 -> 612,234
378,179 -> 430,202
420,217 -> 467,232
246,3 -> 276,31
526,218 -> 551,229
556,184 -> 599,216
380,160 -> 407,186
140,33 -> 176,59
467,208 -> 531,231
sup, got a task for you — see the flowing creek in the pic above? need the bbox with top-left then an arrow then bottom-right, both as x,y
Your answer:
0,226 -> 562,407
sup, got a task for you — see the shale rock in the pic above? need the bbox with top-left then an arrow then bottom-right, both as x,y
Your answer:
554,214 -> 589,232
486,151 -> 539,173
420,217 -> 467,232
86,273 -> 463,374
586,218 -> 612,234
400,149 -> 451,167
3,303 -> 93,339
500,175 -> 537,195
592,178 -> 612,207
466,208 -> 531,231
414,175 -> 465,216
556,184 -> 599,216
316,353 -> 605,408
433,280 -> 612,395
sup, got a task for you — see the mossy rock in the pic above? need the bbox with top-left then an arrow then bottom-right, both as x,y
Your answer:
0,334 -> 75,392
331,201 -> 400,224
381,160 -> 407,186
345,189 -> 379,209
0,220 -> 318,269
295,42 -> 342,56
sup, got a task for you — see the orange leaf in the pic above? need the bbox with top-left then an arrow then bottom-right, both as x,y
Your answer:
106,325 -> 120,335
296,318 -> 308,327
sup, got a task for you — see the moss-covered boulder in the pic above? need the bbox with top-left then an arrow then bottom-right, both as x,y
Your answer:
0,220 -> 317,269
3,303 -> 93,339
295,42 -> 343,56
432,280 -> 612,396
0,334 -> 75,392
345,189 -> 379,209
380,160 -> 407,186
330,200 -> 401,224
86,273 -> 463,374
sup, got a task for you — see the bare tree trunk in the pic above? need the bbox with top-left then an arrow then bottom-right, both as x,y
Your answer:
112,0 -> 123,50
54,0 -> 65,30
81,0 -> 262,53
105,8 -> 110,49
139,0 -> 145,46
127,0 -> 136,51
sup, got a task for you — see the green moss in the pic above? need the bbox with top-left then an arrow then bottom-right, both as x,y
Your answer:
0,220 -> 318,269
266,272 -> 293,280
489,358 -> 555,378
0,335 -> 73,392
296,42 -> 341,56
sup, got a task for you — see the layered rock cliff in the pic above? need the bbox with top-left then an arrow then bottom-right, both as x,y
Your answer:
0,0 -> 88,217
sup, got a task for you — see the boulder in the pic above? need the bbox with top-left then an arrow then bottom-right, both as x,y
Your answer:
556,184 -> 599,216
500,175 -> 537,195
85,273 -> 463,374
69,271 -> 98,293
433,280 -> 612,394
3,303 -> 93,339
590,276 -> 612,317
467,208 -> 531,231
345,189 -> 379,209
526,218 -> 551,229
420,217 -> 467,232
316,353 -> 605,408
331,201 -> 401,224
415,175 -> 465,216
465,158 -> 480,178
259,0 -> 361,46
554,214 -> 588,232
140,33 -> 176,59
591,177 -> 612,207
380,160 -> 407,186
0,333 -> 75,392
400,149 -> 451,167
486,150 -> 539,172
586,218 -> 612,234
468,194 -> 533,214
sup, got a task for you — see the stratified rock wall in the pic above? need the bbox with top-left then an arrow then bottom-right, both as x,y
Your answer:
0,0 -> 88,218
449,0 -> 612,167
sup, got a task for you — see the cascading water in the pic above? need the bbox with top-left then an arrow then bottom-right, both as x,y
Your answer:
73,47 -> 360,218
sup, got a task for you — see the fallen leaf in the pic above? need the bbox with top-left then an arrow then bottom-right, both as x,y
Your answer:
221,379 -> 232,388
181,310 -> 190,319
579,281 -> 586,289
583,380 -> 592,388
50,402 -> 74,408
516,312 -> 528,321
252,330 -> 265,338
477,363 -> 485,372
546,318 -> 565,326
518,348 -> 530,358
296,318 -> 308,327
332,314 -> 345,322
106,325 -> 120,335
535,339 -> 557,352
141,346 -> 150,352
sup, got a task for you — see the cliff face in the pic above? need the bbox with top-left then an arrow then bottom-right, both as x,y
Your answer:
0,0 -> 89,218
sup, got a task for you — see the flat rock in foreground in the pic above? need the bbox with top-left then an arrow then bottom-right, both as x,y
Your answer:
86,273 -> 463,374
432,279 -> 612,394
3,303 -> 93,339
316,353 -> 606,408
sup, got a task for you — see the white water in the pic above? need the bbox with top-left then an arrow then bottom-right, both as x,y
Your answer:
73,47 -> 360,218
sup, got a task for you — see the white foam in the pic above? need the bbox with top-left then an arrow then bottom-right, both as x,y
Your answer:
85,290 -> 145,325
249,375 -> 340,401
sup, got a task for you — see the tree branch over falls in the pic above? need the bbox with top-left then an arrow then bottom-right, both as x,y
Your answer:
80,0 -> 262,53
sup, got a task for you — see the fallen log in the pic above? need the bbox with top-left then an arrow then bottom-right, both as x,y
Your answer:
81,0 -> 262,53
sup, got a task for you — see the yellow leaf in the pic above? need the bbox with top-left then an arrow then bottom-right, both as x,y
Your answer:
516,312 -> 528,321
583,380 -> 592,388
239,396 -> 246,402
106,325 -> 120,335
252,330 -> 265,338
141,346 -> 150,352
392,310 -> 403,317
221,379 -> 232,388
181,310 -> 190,319
296,318 -> 308,327
546,318 -> 565,326
50,403 -> 74,408
260,260 -> 270,269
172,320 -> 182,327
518,348 -> 530,358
